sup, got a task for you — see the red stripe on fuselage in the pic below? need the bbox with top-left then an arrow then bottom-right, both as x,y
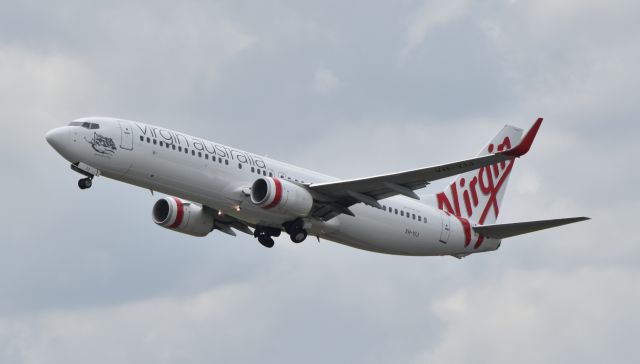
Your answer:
264,178 -> 283,209
452,215 -> 472,247
169,197 -> 184,228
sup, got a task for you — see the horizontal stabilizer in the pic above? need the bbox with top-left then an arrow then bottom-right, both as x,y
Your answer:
473,217 -> 590,239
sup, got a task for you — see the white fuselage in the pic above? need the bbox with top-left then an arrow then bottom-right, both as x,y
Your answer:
46,117 -> 501,256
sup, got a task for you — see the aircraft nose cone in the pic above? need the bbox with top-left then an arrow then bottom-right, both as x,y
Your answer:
45,127 -> 68,154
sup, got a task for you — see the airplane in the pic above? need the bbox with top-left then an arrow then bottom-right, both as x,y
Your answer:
45,117 -> 589,257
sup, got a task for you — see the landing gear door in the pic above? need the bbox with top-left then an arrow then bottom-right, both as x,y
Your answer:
118,121 -> 134,150
439,212 -> 451,244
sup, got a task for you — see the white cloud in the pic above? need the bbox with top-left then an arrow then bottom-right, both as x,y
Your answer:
416,267 -> 640,364
401,0 -> 471,59
0,46 -> 88,134
89,2 -> 256,105
0,283 -> 263,364
2,265 -> 637,364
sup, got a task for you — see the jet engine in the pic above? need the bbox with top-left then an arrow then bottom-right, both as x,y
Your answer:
251,177 -> 313,217
152,197 -> 214,237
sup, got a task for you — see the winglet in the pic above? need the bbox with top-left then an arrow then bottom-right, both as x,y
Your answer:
501,118 -> 543,157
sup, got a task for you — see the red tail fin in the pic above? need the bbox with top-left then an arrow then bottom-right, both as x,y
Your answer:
435,123 -> 527,225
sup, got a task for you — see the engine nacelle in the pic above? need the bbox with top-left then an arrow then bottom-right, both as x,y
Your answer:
251,177 -> 313,217
152,197 -> 214,237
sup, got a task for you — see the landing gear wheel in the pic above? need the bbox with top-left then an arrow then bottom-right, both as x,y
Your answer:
284,218 -> 307,243
290,229 -> 308,243
258,236 -> 275,248
78,178 -> 92,189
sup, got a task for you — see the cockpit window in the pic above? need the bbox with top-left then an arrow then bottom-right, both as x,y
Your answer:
68,121 -> 100,129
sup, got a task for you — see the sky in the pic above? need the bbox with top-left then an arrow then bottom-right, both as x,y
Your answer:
1,0 -> 638,363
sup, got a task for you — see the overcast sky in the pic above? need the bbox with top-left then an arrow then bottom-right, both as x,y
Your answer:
1,0 -> 638,363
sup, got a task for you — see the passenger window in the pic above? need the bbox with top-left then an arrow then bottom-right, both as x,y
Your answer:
269,172 -> 273,177
262,170 -> 266,176
184,148 -> 188,154
218,157 -> 222,163
382,206 -> 386,211
191,150 -> 195,156
172,145 -> 176,150
205,154 -> 208,160
401,211 -> 404,217
251,167 -> 255,173
238,163 -> 242,169
418,216 -> 422,222
146,137 -> 150,143
153,139 -> 157,145
139,136 -> 144,142
394,209 -> 398,215
412,214 -> 416,220
198,152 -> 202,158
225,160 -> 229,165
257,169 -> 261,174
178,146 -> 182,152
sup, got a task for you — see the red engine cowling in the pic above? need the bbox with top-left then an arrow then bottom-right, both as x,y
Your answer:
152,197 -> 214,237
250,177 -> 313,217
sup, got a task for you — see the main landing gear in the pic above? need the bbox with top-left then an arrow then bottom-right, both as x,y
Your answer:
284,219 -> 308,244
254,226 -> 281,248
253,219 -> 309,248
78,177 -> 93,190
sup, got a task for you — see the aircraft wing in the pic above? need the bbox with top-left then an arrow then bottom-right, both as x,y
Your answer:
309,118 -> 542,220
472,217 -> 590,239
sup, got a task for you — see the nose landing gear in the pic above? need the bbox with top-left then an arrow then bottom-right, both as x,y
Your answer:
78,177 -> 93,190
71,163 -> 100,190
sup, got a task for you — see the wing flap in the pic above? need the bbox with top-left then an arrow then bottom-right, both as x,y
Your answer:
472,217 -> 590,239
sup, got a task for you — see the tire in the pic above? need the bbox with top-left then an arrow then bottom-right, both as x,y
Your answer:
285,219 -> 304,236
78,179 -> 92,189
290,229 -> 307,243
258,236 -> 275,248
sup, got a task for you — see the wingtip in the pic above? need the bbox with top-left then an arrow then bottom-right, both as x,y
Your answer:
501,117 -> 543,157
568,216 -> 591,223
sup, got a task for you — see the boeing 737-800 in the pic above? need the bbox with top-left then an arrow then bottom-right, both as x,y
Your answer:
45,117 -> 588,257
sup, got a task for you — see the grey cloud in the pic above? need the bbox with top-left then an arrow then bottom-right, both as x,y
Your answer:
417,267 -> 639,364
0,0 -> 638,363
